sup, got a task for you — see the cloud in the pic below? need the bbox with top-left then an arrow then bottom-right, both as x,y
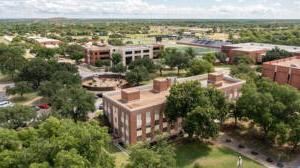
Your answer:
0,0 -> 297,19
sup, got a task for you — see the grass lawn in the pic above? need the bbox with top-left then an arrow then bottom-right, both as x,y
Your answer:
9,92 -> 42,106
175,140 -> 264,168
107,144 -> 129,168
165,44 -> 217,55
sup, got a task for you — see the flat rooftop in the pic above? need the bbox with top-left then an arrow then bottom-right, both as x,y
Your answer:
265,56 -> 300,69
224,43 -> 300,53
29,37 -> 61,43
104,74 -> 245,111
85,45 -> 111,51
110,88 -> 169,110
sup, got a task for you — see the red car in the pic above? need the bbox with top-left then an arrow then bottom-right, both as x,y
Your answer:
38,104 -> 50,109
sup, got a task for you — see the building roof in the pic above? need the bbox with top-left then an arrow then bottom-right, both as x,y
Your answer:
223,43 -> 300,54
264,56 -> 300,69
104,74 -> 245,111
28,37 -> 61,43
85,45 -> 111,51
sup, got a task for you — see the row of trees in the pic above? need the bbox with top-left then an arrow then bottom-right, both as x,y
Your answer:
236,78 -> 300,151
122,48 -> 215,86
0,42 -> 96,123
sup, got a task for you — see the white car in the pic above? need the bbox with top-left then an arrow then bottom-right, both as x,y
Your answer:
0,101 -> 14,108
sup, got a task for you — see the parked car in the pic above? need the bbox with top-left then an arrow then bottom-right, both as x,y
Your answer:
38,104 -> 50,109
0,101 -> 14,108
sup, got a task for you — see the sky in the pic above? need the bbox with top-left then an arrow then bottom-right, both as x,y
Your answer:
0,0 -> 300,19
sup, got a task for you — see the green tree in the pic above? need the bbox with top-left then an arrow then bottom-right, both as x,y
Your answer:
95,60 -> 111,67
65,44 -> 85,63
230,64 -> 258,81
0,44 -> 26,79
125,66 -> 149,86
54,149 -> 88,168
6,81 -> 33,97
0,105 -> 36,129
184,47 -> 197,59
187,59 -> 214,76
232,55 -> 253,65
112,53 -> 122,65
289,118 -> 300,151
108,38 -> 124,46
205,87 -> 229,125
0,117 -> 114,168
18,58 -> 52,89
165,81 -> 209,121
202,53 -> 216,64
127,138 -> 176,168
52,86 -> 95,122
111,63 -> 126,73
36,47 -> 56,59
183,106 -> 219,140
164,48 -> 190,75
215,52 -> 227,64
263,47 -> 292,62
128,57 -> 157,73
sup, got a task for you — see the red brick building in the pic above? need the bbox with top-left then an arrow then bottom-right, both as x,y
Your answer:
103,73 -> 245,144
262,56 -> 300,89
222,43 -> 300,64
84,44 -> 164,66
84,45 -> 111,65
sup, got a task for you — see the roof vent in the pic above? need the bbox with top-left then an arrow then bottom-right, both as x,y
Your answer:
291,64 -> 298,68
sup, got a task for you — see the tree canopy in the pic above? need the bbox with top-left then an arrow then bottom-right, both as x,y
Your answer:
0,117 -> 114,168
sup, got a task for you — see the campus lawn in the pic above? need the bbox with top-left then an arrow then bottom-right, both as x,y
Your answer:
165,44 -> 217,55
175,140 -> 264,168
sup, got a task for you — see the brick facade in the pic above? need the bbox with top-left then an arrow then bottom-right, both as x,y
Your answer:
103,74 -> 245,145
262,56 -> 300,89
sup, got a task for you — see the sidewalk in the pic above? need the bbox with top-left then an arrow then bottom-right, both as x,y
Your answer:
215,133 -> 286,168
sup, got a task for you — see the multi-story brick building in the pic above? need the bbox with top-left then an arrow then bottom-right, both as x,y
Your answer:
103,73 -> 245,145
262,56 -> 300,89
84,44 -> 164,66
84,45 -> 111,65
221,43 -> 300,64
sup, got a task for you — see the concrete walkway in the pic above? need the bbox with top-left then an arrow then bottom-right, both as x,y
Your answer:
215,133 -> 286,168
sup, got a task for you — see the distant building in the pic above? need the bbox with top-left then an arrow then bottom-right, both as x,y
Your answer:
177,38 -> 232,49
222,43 -> 300,64
29,37 -> 62,48
262,56 -> 300,89
103,73 -> 245,144
84,44 -> 164,66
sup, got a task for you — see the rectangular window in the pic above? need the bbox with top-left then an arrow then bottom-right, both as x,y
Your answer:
146,112 -> 151,126
125,51 -> 133,55
137,113 -> 142,128
155,111 -> 160,121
